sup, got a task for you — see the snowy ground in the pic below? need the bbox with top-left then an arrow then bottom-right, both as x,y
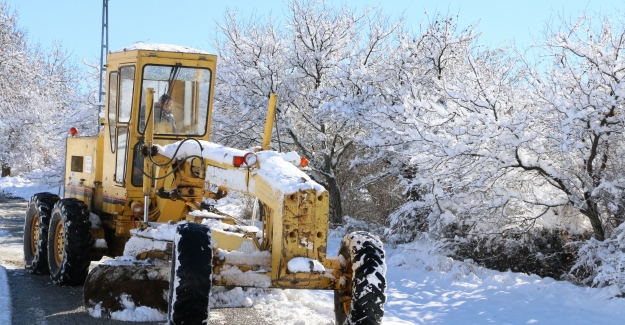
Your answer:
0,265 -> 10,325
2,175 -> 625,324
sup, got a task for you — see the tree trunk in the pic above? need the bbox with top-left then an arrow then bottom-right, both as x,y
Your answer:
582,198 -> 605,241
1,165 -> 9,177
326,175 -> 344,225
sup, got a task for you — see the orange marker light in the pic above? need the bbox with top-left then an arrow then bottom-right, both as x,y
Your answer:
233,156 -> 245,167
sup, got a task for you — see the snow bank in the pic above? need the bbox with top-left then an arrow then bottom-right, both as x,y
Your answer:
0,265 -> 11,325
88,294 -> 166,322
381,238 -> 625,324
0,173 -> 60,200
251,289 -> 335,325
113,42 -> 208,54
211,287 -> 256,308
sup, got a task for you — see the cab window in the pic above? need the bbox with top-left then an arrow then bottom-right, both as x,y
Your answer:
113,66 -> 135,184
139,65 -> 211,136
107,71 -> 118,153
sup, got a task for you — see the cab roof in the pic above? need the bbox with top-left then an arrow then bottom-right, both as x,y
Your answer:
112,42 -> 208,54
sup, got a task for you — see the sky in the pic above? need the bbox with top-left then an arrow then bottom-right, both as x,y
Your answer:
4,0 -> 625,65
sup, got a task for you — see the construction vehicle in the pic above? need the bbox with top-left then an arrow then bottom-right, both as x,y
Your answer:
22,44 -> 387,324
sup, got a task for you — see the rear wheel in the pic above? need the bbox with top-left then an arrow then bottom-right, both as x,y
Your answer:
47,198 -> 92,285
168,223 -> 213,325
334,231 -> 387,325
23,192 -> 59,274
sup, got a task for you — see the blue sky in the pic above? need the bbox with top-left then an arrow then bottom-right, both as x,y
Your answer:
4,0 -> 624,63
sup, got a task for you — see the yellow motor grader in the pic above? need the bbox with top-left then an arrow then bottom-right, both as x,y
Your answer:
22,45 -> 386,325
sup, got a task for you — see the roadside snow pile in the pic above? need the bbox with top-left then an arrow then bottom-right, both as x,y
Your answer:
88,294 -> 166,322
211,287 -> 256,308
380,238 -> 625,324
111,294 -> 166,322
0,172 -> 60,200
252,289 -> 335,325
0,265 -> 11,325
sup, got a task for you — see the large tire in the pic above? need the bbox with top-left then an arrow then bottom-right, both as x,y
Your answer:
23,192 -> 60,274
168,223 -> 213,325
334,231 -> 387,325
47,198 -> 92,285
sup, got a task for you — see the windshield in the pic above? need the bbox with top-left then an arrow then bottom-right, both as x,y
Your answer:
139,65 -> 211,136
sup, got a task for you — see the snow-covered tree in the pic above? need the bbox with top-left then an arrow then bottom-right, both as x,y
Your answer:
0,1 -> 93,176
362,13 -> 625,245
0,0 -> 30,175
213,0 -> 398,223
361,16 -> 494,242
522,15 -> 625,240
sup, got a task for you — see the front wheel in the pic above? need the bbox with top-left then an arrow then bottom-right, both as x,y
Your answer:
47,198 -> 92,285
334,231 -> 387,325
168,222 -> 213,325
23,193 -> 59,274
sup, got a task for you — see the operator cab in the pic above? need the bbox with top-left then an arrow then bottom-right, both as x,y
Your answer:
104,43 -> 216,192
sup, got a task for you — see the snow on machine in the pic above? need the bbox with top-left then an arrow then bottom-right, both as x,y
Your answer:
22,44 -> 386,324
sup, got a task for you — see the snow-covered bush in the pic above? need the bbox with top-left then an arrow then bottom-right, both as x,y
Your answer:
330,215 -> 384,239
570,223 -> 625,298
384,199 -> 431,245
452,228 -> 590,279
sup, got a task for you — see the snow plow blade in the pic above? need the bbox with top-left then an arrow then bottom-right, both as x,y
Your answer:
83,264 -> 170,316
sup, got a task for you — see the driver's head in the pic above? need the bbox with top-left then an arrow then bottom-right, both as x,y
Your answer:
159,94 -> 172,107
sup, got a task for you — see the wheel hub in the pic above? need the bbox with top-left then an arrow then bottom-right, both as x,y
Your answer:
54,222 -> 65,266
30,214 -> 40,256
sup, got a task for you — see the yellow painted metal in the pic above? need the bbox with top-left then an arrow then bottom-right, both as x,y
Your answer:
59,47 -> 346,293
98,50 -> 217,213
143,88 -> 155,198
211,229 -> 257,252
63,137 -> 98,210
202,156 -> 332,288
262,94 -> 278,150
270,189 -> 330,285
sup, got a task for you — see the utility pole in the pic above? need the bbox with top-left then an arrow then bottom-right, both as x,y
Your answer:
98,0 -> 109,124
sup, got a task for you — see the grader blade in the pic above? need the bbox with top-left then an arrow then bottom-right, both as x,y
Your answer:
84,264 -> 170,316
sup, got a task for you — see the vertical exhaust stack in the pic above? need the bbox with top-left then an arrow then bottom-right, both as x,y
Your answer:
262,94 -> 278,151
